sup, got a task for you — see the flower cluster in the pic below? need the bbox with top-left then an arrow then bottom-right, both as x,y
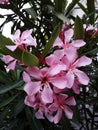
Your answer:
3,25 -> 92,124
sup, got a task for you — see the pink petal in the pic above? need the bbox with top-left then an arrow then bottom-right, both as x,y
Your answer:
51,76 -> 67,89
72,79 -> 80,94
66,72 -> 75,88
41,84 -> 53,103
6,45 -> 18,51
53,36 -> 63,47
27,66 -> 42,79
23,36 -> 37,47
24,81 -> 41,95
45,54 -> 59,66
49,64 -> 66,76
65,96 -> 76,106
23,72 -> 31,83
3,55 -> 14,64
21,29 -> 32,40
35,110 -> 45,119
74,56 -> 92,67
74,69 -> 90,85
72,40 -> 86,48
24,95 -> 36,107
54,49 -> 65,60
65,47 -> 78,63
7,60 -> 16,70
64,29 -> 73,42
13,29 -> 21,40
48,103 -> 58,112
53,109 -> 62,124
64,105 -> 73,119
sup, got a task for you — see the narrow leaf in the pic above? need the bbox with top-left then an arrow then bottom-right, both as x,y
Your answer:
0,80 -> 24,94
74,16 -> 84,39
22,51 -> 39,66
0,94 -> 18,108
42,23 -> 61,57
87,0 -> 95,24
25,8 -> 37,20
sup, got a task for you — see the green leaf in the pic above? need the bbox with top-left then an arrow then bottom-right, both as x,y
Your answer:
54,0 -> 67,13
0,79 -> 24,94
66,0 -> 80,15
87,0 -> 95,24
0,94 -> 18,108
74,16 -> 84,39
42,23 -> 61,57
54,11 -> 68,23
83,47 -> 98,55
25,107 -> 43,130
78,2 -> 87,14
22,51 -> 39,66
25,8 -> 37,20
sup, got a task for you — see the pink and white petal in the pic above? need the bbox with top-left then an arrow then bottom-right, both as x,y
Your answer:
65,96 -> 76,106
3,55 -> 14,64
53,109 -> 62,124
35,110 -> 45,119
45,54 -> 59,66
24,81 -> 41,95
49,64 -> 66,76
7,60 -> 16,70
24,95 -> 36,108
26,66 -> 42,79
41,84 -> 53,103
6,45 -> 18,51
74,56 -> 92,67
74,69 -> 90,85
51,76 -> 67,89
72,40 -> 86,48
72,83 -> 80,94
54,49 -> 65,60
13,29 -> 21,40
65,47 -> 78,63
22,71 -> 31,83
23,36 -> 37,47
64,105 -> 73,119
66,72 -> 75,88
48,103 -> 58,112
53,36 -> 63,47
64,29 -> 73,42
21,29 -> 32,40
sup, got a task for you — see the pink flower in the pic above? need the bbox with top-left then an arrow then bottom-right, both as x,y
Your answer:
0,0 -> 8,4
3,55 -> 17,70
23,65 -> 67,104
48,94 -> 76,124
6,29 -> 37,51
62,55 -> 92,87
53,29 -> 86,61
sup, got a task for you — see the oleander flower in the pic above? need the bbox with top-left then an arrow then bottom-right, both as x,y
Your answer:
6,29 -> 37,51
0,0 -> 8,4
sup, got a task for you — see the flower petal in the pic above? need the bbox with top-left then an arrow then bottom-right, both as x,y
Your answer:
53,36 -> 63,47
3,55 -> 14,64
51,76 -> 67,89
35,110 -> 45,119
74,69 -> 90,85
74,56 -> 92,67
24,81 -> 41,95
64,105 -> 73,119
23,72 -> 31,83
64,29 -> 73,42
27,66 -> 42,79
7,60 -> 16,70
66,72 -> 75,88
65,96 -> 76,106
53,109 -> 62,124
21,29 -> 32,40
72,40 -> 86,48
13,29 -> 21,41
41,84 -> 53,103
6,45 -> 18,51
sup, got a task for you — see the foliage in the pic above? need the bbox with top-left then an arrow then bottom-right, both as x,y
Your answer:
0,0 -> 98,130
